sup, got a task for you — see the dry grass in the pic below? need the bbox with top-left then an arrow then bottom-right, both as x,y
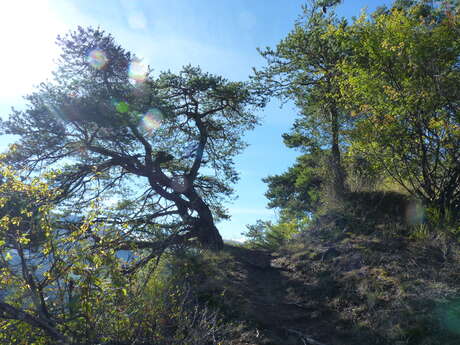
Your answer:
174,220 -> 460,345
274,228 -> 460,344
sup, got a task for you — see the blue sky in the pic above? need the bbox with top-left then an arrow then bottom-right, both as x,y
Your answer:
0,0 -> 393,241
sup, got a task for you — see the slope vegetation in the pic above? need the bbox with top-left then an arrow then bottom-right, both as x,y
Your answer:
201,232 -> 460,345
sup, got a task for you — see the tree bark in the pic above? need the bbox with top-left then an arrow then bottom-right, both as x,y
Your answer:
187,189 -> 224,251
329,105 -> 346,201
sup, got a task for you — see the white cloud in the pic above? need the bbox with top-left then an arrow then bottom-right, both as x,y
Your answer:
127,10 -> 148,30
119,1 -> 148,30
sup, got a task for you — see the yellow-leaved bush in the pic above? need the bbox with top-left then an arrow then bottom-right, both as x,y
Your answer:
0,162 -> 228,344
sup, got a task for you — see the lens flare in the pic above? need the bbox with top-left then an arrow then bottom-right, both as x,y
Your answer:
87,49 -> 108,70
129,58 -> 148,83
405,200 -> 425,225
115,101 -> 129,113
139,108 -> 163,135
437,298 -> 460,335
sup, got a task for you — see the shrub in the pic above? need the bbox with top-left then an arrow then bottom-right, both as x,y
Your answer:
243,218 -> 305,251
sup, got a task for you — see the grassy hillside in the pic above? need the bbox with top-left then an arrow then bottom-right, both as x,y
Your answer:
185,226 -> 460,345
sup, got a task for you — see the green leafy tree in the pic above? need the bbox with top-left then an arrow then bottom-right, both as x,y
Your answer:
336,1 -> 460,215
252,0 -> 349,200
0,165 -> 228,344
244,219 -> 302,251
0,162 -> 116,344
1,27 -> 259,252
263,151 -> 323,220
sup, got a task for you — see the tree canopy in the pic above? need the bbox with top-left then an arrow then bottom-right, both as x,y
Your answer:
247,0 -> 460,247
1,27 -> 259,252
336,1 -> 460,214
252,0 -> 349,200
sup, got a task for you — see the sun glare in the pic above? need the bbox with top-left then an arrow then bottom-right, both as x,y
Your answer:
0,0 -> 66,99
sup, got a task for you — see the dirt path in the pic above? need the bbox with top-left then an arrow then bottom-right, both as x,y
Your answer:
222,245 -> 347,345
